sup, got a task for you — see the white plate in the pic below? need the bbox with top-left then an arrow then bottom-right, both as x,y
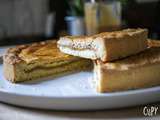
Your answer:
0,65 -> 160,110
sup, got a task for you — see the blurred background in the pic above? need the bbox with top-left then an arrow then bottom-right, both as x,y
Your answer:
0,0 -> 160,46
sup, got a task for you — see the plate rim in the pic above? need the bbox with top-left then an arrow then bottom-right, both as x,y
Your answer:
0,86 -> 160,99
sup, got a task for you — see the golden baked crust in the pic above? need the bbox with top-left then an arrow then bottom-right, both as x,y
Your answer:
58,28 -> 148,62
4,40 -> 79,65
94,59 -> 160,93
96,39 -> 160,70
3,40 -> 92,82
60,29 -> 147,45
148,39 -> 160,47
99,47 -> 160,70
94,40 -> 160,93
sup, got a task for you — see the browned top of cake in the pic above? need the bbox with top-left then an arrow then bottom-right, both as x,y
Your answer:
97,47 -> 160,70
95,39 -> 160,70
60,28 -> 148,43
58,28 -> 148,52
3,40 -> 79,65
148,39 -> 160,48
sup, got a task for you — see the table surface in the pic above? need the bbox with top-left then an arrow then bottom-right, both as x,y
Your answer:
0,102 -> 159,120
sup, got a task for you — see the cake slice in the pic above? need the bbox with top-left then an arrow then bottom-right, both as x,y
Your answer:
94,45 -> 160,93
148,39 -> 160,47
3,40 -> 92,83
58,28 -> 148,62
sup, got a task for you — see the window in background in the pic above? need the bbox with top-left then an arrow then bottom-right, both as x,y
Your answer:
0,0 -> 49,45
